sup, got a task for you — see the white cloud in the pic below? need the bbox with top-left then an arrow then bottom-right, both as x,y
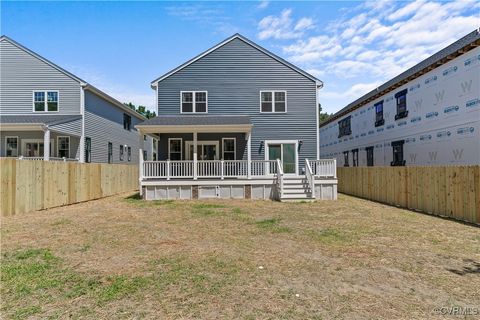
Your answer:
257,9 -> 314,40
257,1 -> 269,10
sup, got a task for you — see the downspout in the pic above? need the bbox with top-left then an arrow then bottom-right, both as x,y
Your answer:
79,84 -> 87,163
316,81 -> 324,160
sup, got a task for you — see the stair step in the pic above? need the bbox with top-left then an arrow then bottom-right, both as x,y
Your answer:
283,184 -> 309,189
283,189 -> 310,194
281,193 -> 311,199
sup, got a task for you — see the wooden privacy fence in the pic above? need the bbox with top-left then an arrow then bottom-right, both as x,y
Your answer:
337,166 -> 480,225
1,158 -> 138,216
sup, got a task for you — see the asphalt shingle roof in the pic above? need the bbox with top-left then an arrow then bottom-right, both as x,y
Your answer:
137,115 -> 251,126
0,115 -> 82,126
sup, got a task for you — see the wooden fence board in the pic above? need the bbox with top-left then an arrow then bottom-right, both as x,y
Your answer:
0,159 -> 138,215
338,166 -> 480,225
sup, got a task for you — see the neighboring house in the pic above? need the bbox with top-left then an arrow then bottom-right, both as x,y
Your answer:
0,35 -> 155,163
136,33 -> 337,201
319,29 -> 480,167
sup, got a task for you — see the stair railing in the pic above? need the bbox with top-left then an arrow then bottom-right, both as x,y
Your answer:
305,159 -> 315,199
276,158 -> 284,200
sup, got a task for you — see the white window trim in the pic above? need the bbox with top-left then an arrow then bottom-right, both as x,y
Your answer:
264,139 -> 298,175
221,137 -> 236,160
180,91 -> 208,113
21,139 -> 54,157
168,138 -> 183,160
185,140 -> 219,160
4,136 -> 19,157
56,136 -> 70,159
259,90 -> 287,113
32,90 -> 60,113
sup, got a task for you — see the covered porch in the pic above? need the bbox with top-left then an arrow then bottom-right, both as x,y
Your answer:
136,115 -> 337,201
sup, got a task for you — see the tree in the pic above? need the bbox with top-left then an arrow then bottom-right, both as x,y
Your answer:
318,103 -> 333,124
123,102 -> 156,119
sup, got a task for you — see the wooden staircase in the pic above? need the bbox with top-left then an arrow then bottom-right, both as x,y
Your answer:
279,175 -> 314,201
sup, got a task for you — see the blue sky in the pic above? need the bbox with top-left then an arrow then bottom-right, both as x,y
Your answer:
2,1 -> 479,114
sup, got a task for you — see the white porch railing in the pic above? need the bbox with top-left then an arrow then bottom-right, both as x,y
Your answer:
305,159 -> 315,198
276,158 -> 284,199
309,159 -> 337,178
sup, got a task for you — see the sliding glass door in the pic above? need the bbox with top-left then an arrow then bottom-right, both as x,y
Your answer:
266,141 -> 297,174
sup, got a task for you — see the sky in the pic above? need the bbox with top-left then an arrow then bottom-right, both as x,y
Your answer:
2,0 -> 479,114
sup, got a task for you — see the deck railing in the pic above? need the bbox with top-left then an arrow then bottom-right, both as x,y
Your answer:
310,159 -> 337,178
305,159 -> 315,198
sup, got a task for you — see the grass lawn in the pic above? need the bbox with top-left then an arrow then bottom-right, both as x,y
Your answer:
1,193 -> 479,319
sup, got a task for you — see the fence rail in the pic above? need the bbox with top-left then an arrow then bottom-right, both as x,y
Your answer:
1,158 -> 138,216
337,166 -> 480,225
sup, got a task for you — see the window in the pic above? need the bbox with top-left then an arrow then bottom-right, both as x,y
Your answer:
5,136 -> 18,157
120,145 -> 124,161
168,138 -> 182,160
33,91 -> 58,112
352,149 -> 358,167
85,137 -> 91,163
366,146 -> 374,167
338,116 -> 352,138
57,136 -> 70,158
108,142 -> 113,163
123,114 -> 132,131
222,138 -> 236,160
391,140 -> 405,166
181,91 -> 208,113
394,89 -> 408,120
127,146 -> 132,162
374,101 -> 384,127
260,91 -> 286,113
343,151 -> 349,167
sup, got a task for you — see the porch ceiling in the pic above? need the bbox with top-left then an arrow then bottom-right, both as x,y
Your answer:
136,115 -> 252,133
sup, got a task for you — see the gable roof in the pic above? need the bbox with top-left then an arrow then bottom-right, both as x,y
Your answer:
0,35 -> 146,121
320,28 -> 480,127
150,33 -> 323,88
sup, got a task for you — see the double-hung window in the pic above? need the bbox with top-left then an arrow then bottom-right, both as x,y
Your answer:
222,138 -> 236,160
33,91 -> 58,112
181,91 -> 207,113
5,137 -> 18,157
338,116 -> 351,138
123,114 -> 132,131
168,138 -> 182,160
374,101 -> 384,127
57,136 -> 70,158
394,89 -> 408,120
260,91 -> 286,113
120,145 -> 124,161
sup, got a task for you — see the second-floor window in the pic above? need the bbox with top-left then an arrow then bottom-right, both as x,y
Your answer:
374,101 -> 384,127
181,91 -> 207,113
33,91 -> 58,112
395,89 -> 408,120
260,91 -> 286,113
338,116 -> 351,138
123,114 -> 132,131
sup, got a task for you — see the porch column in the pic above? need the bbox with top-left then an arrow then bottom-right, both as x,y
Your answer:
193,132 -> 198,180
247,132 -> 251,179
43,127 -> 50,161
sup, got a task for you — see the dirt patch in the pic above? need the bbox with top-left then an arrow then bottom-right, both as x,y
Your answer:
1,193 -> 479,319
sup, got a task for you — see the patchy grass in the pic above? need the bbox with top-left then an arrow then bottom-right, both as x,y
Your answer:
1,193 -> 479,319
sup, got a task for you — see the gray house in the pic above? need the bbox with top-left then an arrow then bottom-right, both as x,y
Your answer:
137,34 -> 337,201
0,35 -> 155,163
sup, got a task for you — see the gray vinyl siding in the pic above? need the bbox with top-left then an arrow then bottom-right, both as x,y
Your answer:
0,131 -> 80,159
0,39 -> 81,115
157,133 -> 246,160
50,118 -> 82,136
84,91 -> 144,164
156,38 -> 317,166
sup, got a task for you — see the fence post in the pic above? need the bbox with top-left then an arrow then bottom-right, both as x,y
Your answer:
167,159 -> 171,181
139,149 -> 144,196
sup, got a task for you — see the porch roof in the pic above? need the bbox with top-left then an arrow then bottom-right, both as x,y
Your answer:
0,115 -> 82,131
136,115 -> 252,133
